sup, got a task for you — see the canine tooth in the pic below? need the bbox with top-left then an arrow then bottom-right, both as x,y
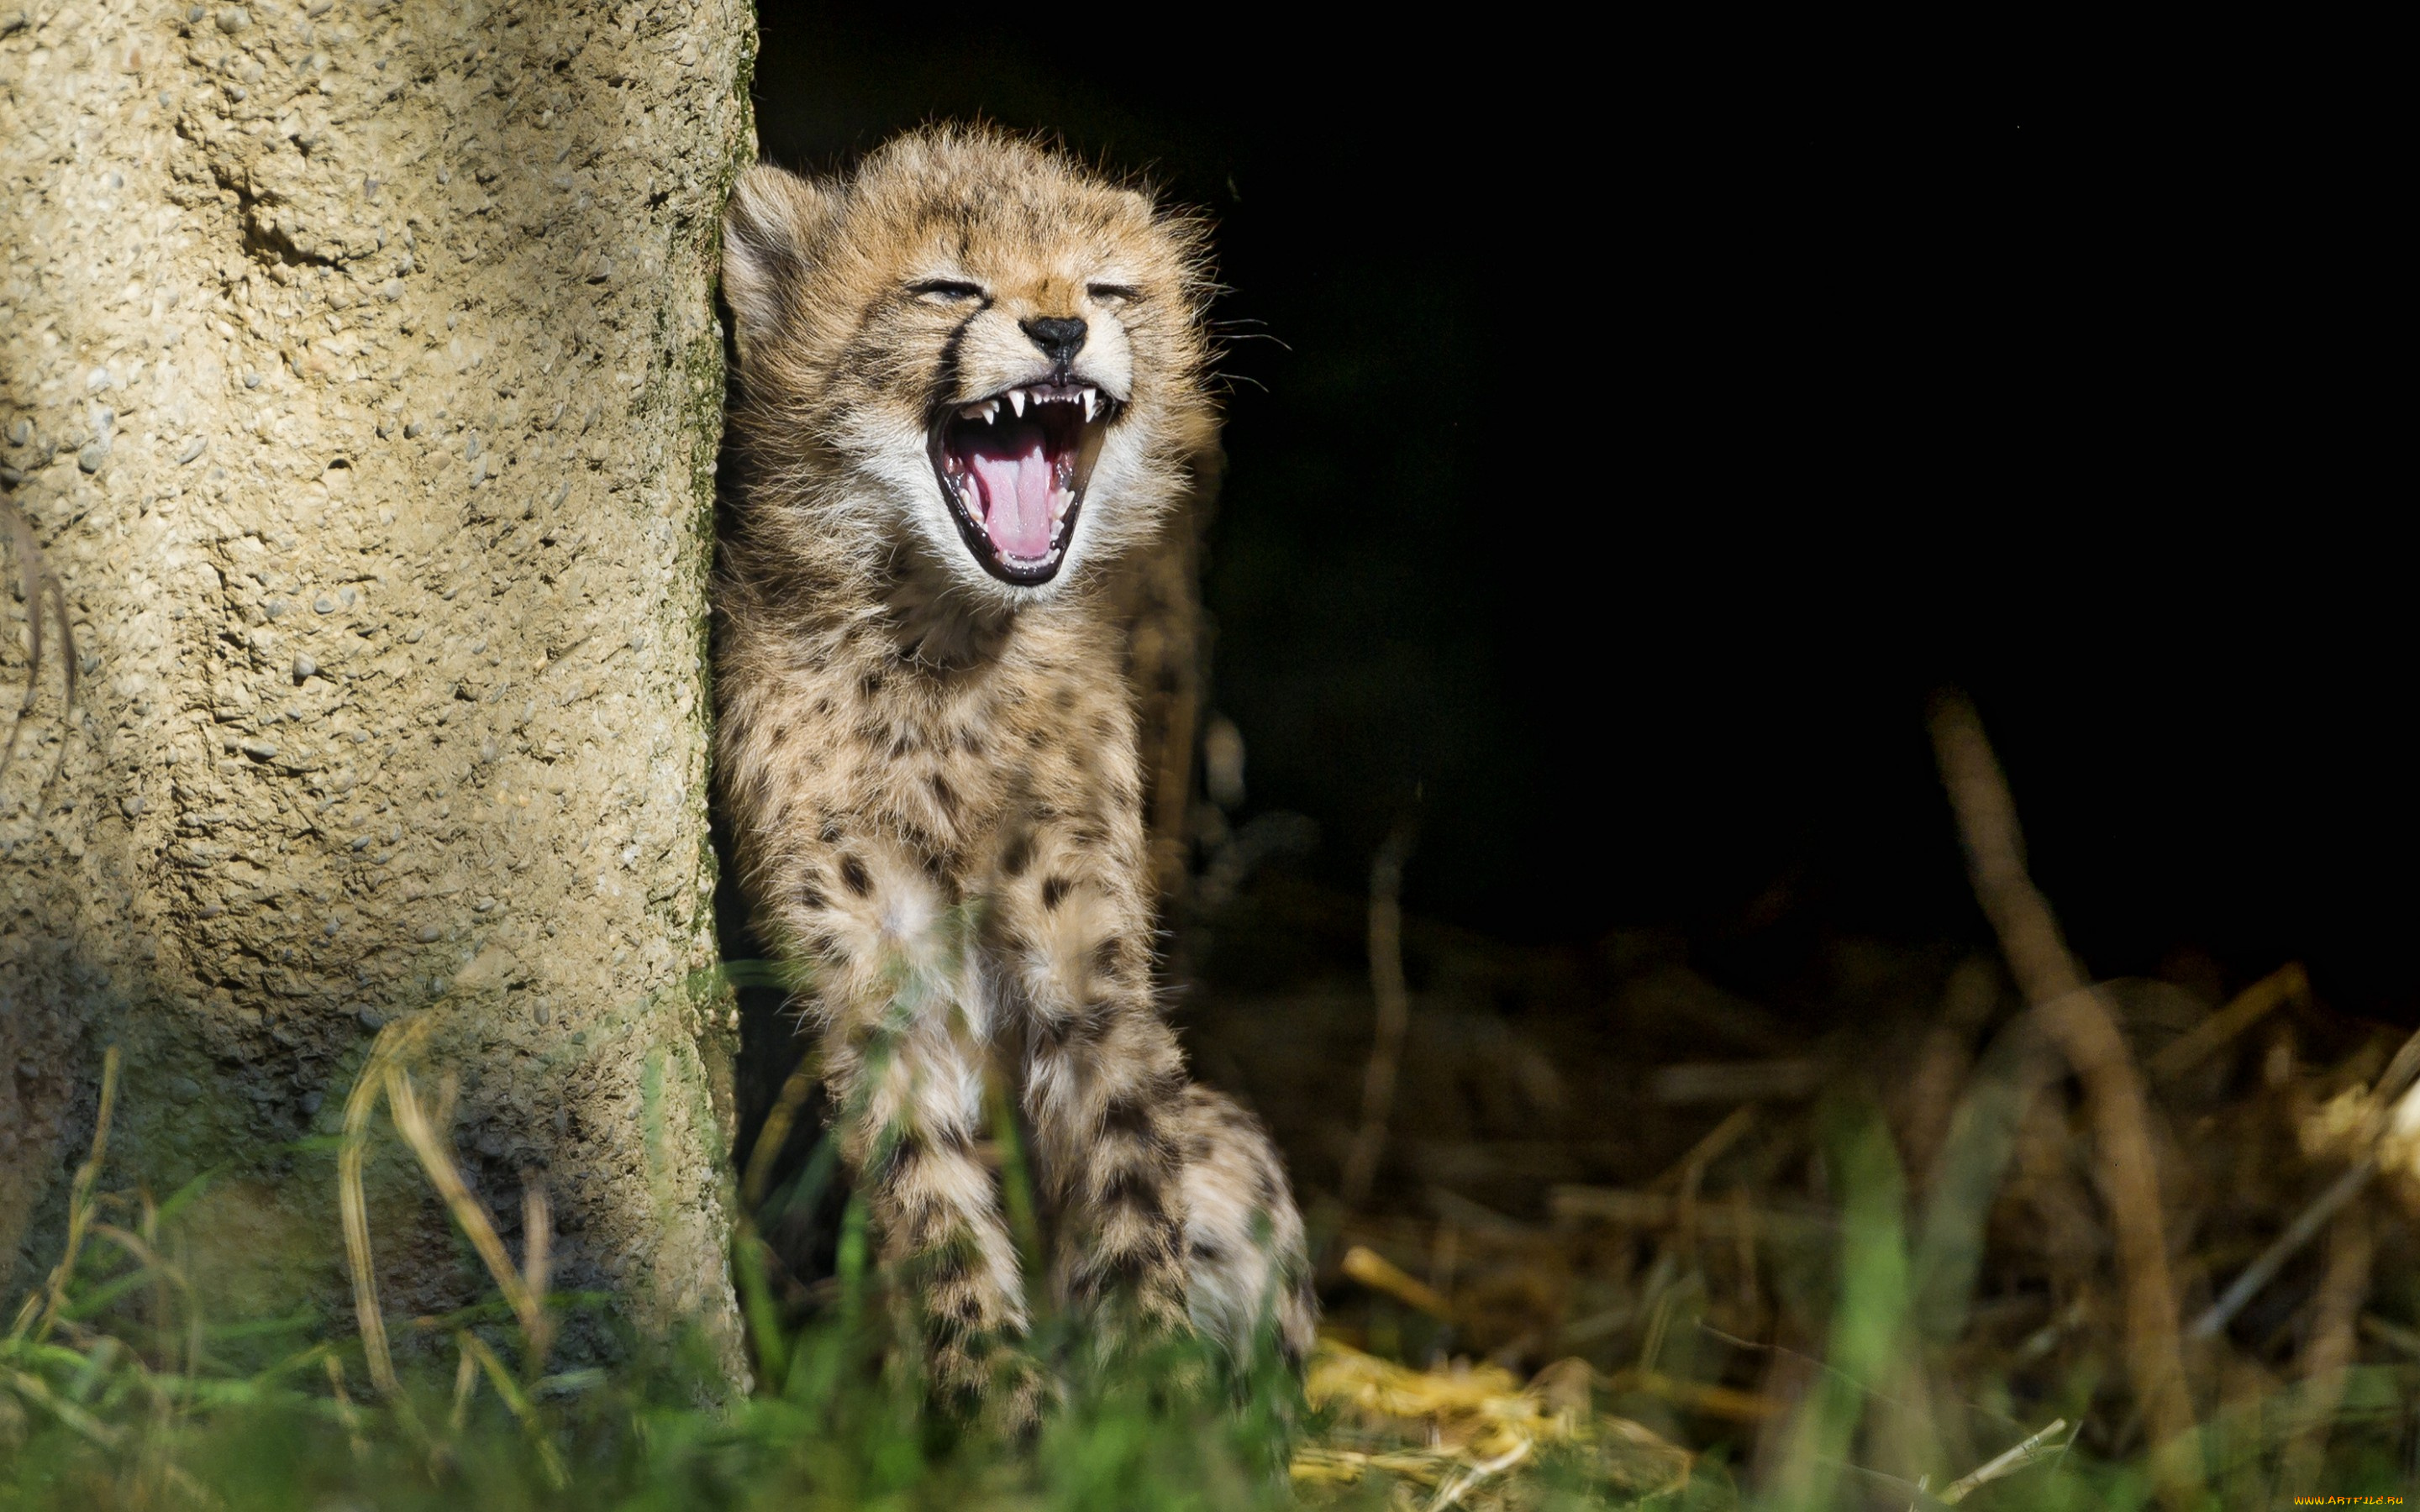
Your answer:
1081,389 -> 1097,422
1008,389 -> 1026,417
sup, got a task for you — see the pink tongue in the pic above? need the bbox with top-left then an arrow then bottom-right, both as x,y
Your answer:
966,429 -> 1056,560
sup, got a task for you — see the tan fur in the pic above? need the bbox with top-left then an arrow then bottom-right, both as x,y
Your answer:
715,128 -> 1312,1414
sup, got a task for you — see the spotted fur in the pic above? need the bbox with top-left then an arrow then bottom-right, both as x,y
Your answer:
715,128 -> 1313,1412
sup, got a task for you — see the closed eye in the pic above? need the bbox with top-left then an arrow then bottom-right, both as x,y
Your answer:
908,279 -> 984,302
1086,282 -> 1141,305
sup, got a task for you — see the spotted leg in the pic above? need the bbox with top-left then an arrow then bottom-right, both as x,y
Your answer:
785,842 -> 1034,1418
1002,852 -> 1193,1343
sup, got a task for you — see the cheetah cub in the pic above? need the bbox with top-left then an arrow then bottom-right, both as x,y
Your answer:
715,128 -> 1314,1412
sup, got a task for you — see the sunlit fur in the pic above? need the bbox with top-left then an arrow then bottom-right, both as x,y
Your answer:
720,127 -> 1218,644
716,129 -> 1312,1420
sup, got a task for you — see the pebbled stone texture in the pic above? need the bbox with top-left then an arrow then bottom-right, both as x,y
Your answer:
1,0 -> 756,1384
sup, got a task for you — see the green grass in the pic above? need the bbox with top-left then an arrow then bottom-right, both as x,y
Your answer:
0,1039 -> 1310,1512
4,1028 -> 2412,1510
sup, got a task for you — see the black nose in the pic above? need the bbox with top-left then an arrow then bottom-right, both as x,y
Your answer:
1020,316 -> 1087,367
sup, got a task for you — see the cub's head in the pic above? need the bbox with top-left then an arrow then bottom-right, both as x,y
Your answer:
722,129 -> 1214,603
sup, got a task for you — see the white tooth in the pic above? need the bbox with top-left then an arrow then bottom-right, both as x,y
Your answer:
1081,389 -> 1097,422
981,400 -> 998,423
1008,389 -> 1025,417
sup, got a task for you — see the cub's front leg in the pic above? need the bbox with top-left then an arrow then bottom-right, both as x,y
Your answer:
784,838 -> 1034,1414
995,823 -> 1194,1341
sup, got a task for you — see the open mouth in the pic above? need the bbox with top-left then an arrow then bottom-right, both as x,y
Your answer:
932,381 -> 1115,585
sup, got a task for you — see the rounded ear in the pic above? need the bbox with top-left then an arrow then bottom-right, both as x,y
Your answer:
721,163 -> 837,360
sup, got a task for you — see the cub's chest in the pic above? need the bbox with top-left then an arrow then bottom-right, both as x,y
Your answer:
775,654 -> 1114,808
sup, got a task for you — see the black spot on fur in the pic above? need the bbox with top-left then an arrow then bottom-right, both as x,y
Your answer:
795,873 -> 826,911
1189,1236 -> 1227,1265
929,774 -> 957,817
839,853 -> 871,895
1040,876 -> 1071,910
1099,1170 -> 1167,1226
770,723 -> 789,745
1102,1231 -> 1178,1284
1092,937 -> 1123,976
1043,1005 -> 1110,1053
1101,1096 -> 1154,1141
813,696 -> 834,716
928,1236 -> 971,1278
1070,1005 -> 1114,1047
819,818 -> 847,844
860,670 -> 886,698
1001,832 -> 1033,877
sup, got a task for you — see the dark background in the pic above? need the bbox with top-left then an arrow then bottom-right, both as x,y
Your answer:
745,17 -> 2404,1016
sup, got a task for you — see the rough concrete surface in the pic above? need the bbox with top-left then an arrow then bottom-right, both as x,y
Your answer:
1,0 -> 755,1379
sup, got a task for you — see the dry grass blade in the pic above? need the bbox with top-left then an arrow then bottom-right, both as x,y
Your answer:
1341,1243 -> 1454,1320
742,1047 -> 822,1208
1939,1416 -> 2071,1504
323,1355 -> 369,1460
2148,963 -> 2308,1081
3,1363 -> 129,1448
383,1067 -> 551,1366
1340,820 -> 1417,1210
1427,1438 -> 1531,1510
1600,1367 -> 1787,1422
338,1019 -> 422,1397
521,1179 -> 552,1319
449,1339 -> 480,1433
1651,1103 -> 1757,1192
458,1330 -> 569,1488
2191,1019 -> 2420,1339
11,1045 -> 119,1346
2281,1202 -> 2373,1490
1550,1185 -> 1832,1245
1930,693 -> 2202,1504
88,1221 -> 199,1365
1294,1340 -> 1691,1500
2191,1158 -> 2374,1341
1650,1060 -> 1823,1105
